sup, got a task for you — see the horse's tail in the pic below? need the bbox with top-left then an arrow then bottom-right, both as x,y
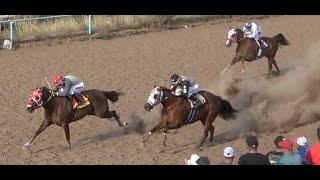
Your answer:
273,33 -> 289,46
102,91 -> 124,102
218,98 -> 238,120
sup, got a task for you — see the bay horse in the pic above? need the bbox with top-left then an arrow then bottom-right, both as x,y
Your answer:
142,86 -> 238,149
224,28 -> 289,78
25,86 -> 127,149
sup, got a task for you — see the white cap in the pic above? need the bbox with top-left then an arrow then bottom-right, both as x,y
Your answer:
296,136 -> 308,146
224,147 -> 235,157
185,154 -> 200,165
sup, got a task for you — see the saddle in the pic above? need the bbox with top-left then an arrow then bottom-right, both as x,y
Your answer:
71,94 -> 90,109
186,93 -> 206,123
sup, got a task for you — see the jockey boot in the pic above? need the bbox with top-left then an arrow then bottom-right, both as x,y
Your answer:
73,93 -> 83,104
258,39 -> 268,48
189,94 -> 201,109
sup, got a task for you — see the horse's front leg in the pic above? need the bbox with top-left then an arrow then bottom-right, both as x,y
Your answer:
241,60 -> 246,73
23,120 -> 51,149
62,122 -> 71,148
140,120 -> 166,149
223,55 -> 241,73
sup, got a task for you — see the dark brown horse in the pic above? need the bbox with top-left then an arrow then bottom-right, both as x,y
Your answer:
224,28 -> 289,78
142,86 -> 237,149
24,86 -> 127,149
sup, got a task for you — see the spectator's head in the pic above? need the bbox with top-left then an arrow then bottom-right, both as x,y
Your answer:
278,139 -> 294,153
296,136 -> 308,149
317,127 -> 320,141
245,136 -> 259,151
223,147 -> 235,165
185,154 -> 210,165
274,135 -> 286,149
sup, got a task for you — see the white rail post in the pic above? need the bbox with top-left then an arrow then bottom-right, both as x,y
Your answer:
88,15 -> 92,35
10,21 -> 14,49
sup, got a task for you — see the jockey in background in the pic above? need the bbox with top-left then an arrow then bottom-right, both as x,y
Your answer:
243,22 -> 268,53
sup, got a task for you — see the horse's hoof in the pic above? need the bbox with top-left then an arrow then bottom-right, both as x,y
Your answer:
23,142 -> 31,150
123,122 -> 128,127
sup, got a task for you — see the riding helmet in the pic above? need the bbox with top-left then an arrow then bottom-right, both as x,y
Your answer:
53,74 -> 63,86
170,74 -> 180,84
245,22 -> 252,30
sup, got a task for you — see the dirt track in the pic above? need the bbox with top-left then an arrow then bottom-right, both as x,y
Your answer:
1,15 -> 320,165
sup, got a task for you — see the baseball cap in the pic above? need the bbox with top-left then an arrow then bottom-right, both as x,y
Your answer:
278,139 -> 293,151
296,136 -> 308,146
245,136 -> 259,148
224,147 -> 235,157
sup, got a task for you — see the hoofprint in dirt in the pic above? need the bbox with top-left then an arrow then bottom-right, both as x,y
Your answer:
1,16 -> 320,164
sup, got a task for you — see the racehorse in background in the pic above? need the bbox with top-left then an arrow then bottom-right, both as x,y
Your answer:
224,28 -> 289,78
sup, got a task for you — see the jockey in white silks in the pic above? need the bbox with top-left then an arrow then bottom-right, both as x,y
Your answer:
243,22 -> 268,57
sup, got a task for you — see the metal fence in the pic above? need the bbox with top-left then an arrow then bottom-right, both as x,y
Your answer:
0,15 -> 92,49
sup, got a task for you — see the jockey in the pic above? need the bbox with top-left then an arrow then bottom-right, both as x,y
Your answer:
170,74 -> 201,108
53,74 -> 85,104
243,22 -> 268,49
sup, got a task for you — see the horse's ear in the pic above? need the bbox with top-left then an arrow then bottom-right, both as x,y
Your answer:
154,85 -> 156,88
229,26 -> 232,30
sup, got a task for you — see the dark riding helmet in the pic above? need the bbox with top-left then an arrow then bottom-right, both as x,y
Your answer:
170,74 -> 180,84
245,22 -> 252,30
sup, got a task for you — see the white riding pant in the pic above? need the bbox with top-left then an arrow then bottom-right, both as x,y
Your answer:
69,82 -> 85,95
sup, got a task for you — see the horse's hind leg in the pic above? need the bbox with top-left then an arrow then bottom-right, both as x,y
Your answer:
99,110 -> 126,127
23,120 -> 51,149
200,119 -> 214,143
198,112 -> 217,149
272,58 -> 280,75
62,123 -> 71,148
267,58 -> 273,79
209,125 -> 215,143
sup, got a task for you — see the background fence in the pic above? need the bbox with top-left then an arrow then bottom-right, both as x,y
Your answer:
0,15 -> 273,49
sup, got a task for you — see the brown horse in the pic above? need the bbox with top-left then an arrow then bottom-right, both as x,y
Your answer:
24,86 -> 127,149
142,86 -> 237,149
224,28 -> 289,78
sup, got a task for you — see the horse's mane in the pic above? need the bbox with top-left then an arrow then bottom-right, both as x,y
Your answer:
40,86 -> 74,122
159,86 -> 171,92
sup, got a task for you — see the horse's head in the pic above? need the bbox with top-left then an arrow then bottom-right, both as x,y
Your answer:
26,87 -> 52,113
226,28 -> 244,47
144,86 -> 168,111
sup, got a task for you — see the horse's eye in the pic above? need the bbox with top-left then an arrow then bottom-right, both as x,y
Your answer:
153,94 -> 158,99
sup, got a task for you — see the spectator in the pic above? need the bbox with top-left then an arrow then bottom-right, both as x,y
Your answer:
238,136 -> 270,165
185,154 -> 211,165
276,139 -> 302,165
219,147 -> 235,165
305,128 -> 320,165
266,135 -> 285,165
296,136 -> 310,165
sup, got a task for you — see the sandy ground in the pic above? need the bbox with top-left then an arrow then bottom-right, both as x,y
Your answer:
1,15 -> 320,165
